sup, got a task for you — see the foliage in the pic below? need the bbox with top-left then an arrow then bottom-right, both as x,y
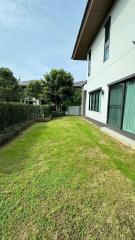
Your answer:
0,67 -> 21,102
0,117 -> 135,239
42,69 -> 74,111
26,80 -> 44,100
67,88 -> 82,106
0,121 -> 33,146
0,102 -> 54,131
41,104 -> 56,118
51,111 -> 65,117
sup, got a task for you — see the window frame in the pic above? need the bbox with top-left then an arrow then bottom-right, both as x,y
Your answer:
104,16 -> 111,62
89,89 -> 101,112
88,49 -> 91,77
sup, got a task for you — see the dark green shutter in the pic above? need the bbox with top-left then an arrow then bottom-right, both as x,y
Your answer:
108,83 -> 124,128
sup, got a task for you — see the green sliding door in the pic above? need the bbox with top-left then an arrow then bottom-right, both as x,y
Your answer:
123,80 -> 135,134
108,83 -> 124,128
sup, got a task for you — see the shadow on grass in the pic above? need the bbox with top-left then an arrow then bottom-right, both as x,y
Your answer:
0,123 -> 48,175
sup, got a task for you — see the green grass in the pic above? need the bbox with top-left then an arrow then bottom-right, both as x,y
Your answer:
0,117 -> 135,240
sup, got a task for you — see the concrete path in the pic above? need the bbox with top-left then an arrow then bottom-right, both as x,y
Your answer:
101,127 -> 135,150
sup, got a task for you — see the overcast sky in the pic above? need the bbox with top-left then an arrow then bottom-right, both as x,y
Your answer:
0,0 -> 87,81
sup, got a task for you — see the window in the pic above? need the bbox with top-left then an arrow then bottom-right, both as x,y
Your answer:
104,17 -> 111,61
88,49 -> 91,76
89,89 -> 101,112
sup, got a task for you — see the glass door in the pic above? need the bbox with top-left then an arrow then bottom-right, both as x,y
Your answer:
122,80 -> 135,134
108,83 -> 124,128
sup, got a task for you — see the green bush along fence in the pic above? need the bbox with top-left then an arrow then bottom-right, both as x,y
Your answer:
0,102 -> 55,130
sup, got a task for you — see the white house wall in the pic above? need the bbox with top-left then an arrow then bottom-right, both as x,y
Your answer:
84,0 -> 135,124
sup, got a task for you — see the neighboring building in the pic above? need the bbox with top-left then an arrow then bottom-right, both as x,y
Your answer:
19,80 -> 33,89
72,0 -> 135,137
73,81 -> 87,115
73,81 -> 87,89
21,98 -> 40,105
68,81 -> 87,115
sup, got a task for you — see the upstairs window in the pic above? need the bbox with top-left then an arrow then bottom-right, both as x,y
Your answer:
89,89 -> 101,112
88,49 -> 91,76
104,17 -> 111,62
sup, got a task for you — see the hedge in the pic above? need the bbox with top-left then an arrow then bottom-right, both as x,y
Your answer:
0,121 -> 33,146
0,102 -> 55,130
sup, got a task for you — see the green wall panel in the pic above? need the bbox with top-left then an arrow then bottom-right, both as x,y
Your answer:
123,80 -> 135,134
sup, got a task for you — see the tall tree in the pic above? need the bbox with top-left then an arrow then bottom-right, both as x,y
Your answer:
0,67 -> 21,102
42,69 -> 74,111
26,80 -> 43,100
68,88 -> 82,106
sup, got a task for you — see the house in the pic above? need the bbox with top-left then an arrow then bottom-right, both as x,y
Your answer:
73,81 -> 87,89
19,80 -> 33,89
73,81 -> 87,115
72,0 -> 135,138
67,81 -> 87,116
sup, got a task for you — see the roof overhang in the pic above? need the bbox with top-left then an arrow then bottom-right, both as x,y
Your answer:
72,0 -> 115,60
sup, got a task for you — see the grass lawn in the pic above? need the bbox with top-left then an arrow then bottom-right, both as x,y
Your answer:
0,117 -> 135,240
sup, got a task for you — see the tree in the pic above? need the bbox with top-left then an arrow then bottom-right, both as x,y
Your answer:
26,80 -> 43,100
68,88 -> 82,106
42,69 -> 74,112
0,67 -> 21,102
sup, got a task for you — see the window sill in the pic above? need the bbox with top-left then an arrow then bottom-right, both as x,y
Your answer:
89,110 -> 101,113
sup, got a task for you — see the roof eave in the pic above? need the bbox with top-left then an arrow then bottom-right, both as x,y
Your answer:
72,0 -> 92,60
72,0 -> 115,60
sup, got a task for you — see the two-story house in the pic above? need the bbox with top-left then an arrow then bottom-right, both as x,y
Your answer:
72,0 -> 135,138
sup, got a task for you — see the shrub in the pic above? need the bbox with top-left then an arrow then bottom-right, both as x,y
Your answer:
0,121 -> 33,146
0,102 -> 55,130
42,104 -> 56,118
51,111 -> 65,118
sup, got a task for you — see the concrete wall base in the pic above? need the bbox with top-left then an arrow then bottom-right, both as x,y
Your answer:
101,127 -> 135,150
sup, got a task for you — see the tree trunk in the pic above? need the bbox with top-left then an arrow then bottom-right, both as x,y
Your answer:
56,104 -> 59,113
